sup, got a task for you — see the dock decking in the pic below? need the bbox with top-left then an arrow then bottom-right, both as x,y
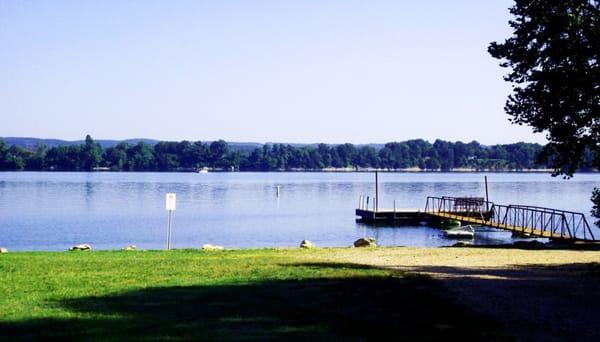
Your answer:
355,208 -> 424,223
356,196 -> 598,242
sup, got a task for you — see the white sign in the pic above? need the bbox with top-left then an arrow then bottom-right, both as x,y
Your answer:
166,193 -> 176,211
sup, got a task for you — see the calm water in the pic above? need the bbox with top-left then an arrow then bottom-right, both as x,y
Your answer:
1,172 -> 600,251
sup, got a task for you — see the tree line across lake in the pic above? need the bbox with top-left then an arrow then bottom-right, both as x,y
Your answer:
0,135 -> 594,172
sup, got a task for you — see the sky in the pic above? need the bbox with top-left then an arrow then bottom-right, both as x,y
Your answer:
0,0 -> 546,144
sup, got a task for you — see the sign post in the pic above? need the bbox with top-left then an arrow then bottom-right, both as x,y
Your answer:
165,193 -> 176,250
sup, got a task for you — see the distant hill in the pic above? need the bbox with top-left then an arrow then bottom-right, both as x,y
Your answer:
1,136 -> 386,152
264,142 -> 386,150
0,137 -> 159,150
0,137 -> 266,153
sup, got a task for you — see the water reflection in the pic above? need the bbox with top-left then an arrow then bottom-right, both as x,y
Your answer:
83,182 -> 95,207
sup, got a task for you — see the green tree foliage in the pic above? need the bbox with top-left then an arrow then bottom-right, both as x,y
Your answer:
103,143 -> 129,171
45,145 -> 82,170
592,188 -> 600,226
176,141 -> 197,169
128,142 -> 155,171
0,142 -> 27,170
209,140 -> 230,168
489,0 -> 599,223
81,135 -> 102,170
154,142 -> 180,171
26,142 -> 47,170
0,136 -> 557,172
489,0 -> 599,175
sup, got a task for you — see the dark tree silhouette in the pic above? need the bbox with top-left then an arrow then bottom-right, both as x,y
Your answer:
489,0 -> 599,175
489,0 -> 600,224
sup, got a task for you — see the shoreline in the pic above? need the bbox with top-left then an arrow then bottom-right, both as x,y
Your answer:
4,240 -> 600,253
0,169 -> 577,173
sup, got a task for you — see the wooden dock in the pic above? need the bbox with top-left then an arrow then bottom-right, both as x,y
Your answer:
355,208 -> 485,224
356,195 -> 599,242
356,172 -> 598,242
355,208 -> 425,224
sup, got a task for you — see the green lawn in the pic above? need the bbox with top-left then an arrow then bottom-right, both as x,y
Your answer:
0,249 -> 505,340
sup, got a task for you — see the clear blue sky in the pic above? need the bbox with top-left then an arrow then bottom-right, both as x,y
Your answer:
0,0 -> 546,144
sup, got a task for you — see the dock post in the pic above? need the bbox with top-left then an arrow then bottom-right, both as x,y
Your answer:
375,171 -> 379,212
358,195 -> 363,210
393,200 -> 396,219
484,176 -> 489,211
366,196 -> 369,210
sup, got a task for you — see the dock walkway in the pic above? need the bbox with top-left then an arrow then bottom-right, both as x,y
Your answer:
356,196 -> 598,242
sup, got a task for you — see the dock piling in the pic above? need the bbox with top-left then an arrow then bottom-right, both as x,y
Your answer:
375,171 -> 379,212
484,176 -> 489,211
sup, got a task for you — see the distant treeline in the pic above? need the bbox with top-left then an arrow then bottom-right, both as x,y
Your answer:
0,135 -> 593,172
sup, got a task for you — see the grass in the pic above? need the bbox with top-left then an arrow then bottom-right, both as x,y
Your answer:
0,248 -> 507,340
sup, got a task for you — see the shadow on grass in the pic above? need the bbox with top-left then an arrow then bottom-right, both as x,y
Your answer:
390,263 -> 600,341
281,262 -> 380,271
0,274 -> 507,340
284,261 -> 600,340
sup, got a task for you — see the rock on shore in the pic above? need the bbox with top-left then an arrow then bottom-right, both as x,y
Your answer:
354,237 -> 377,248
69,244 -> 92,251
202,244 -> 224,251
300,240 -> 315,249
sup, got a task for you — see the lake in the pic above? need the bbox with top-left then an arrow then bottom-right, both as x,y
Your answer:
1,172 -> 600,251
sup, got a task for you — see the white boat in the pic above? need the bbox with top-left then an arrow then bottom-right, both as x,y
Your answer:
198,168 -> 209,174
444,225 -> 475,239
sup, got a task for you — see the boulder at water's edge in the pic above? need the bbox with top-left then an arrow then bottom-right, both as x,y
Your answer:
202,244 -> 224,251
300,240 -> 315,249
354,237 -> 377,248
69,244 -> 92,251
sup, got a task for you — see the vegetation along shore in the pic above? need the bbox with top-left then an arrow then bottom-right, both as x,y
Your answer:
1,246 -> 600,340
1,135 -> 596,172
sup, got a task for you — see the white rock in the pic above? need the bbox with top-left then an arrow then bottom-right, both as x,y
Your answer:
202,244 -> 224,251
299,240 -> 315,249
69,244 -> 92,251
0,248 -> 7,253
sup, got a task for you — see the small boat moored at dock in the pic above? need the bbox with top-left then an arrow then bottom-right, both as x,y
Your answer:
444,225 -> 475,239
